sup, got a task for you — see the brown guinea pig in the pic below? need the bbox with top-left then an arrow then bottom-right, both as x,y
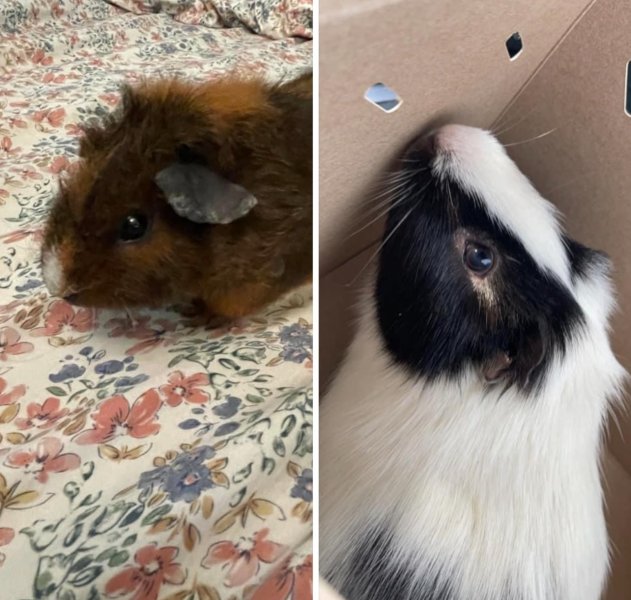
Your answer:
41,71 -> 312,322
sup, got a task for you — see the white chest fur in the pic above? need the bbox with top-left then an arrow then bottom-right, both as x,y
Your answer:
321,293 -> 624,600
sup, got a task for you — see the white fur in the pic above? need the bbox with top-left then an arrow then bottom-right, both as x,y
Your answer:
320,126 -> 626,600
433,125 -> 571,287
321,285 -> 624,600
41,247 -> 65,296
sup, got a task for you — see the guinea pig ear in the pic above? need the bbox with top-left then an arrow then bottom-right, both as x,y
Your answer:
154,162 -> 257,225
483,320 -> 548,388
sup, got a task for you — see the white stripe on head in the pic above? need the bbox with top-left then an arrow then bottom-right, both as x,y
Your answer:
432,125 -> 571,287
41,247 -> 65,296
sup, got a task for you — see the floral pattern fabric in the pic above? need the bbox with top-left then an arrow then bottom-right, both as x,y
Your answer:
0,1 -> 312,598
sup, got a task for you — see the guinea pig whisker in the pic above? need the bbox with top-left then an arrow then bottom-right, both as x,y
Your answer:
349,190 -> 413,238
351,179 -> 431,239
366,169 -> 427,212
542,170 -> 594,196
502,128 -> 557,148
346,204 -> 416,287
490,102 -> 542,136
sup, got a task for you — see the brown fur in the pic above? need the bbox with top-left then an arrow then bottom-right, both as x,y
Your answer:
42,72 -> 312,320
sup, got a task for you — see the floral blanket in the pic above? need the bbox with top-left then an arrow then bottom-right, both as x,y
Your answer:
0,1 -> 312,599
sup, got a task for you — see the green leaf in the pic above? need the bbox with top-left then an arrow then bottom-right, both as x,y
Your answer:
273,436 -> 286,457
218,358 -> 240,371
73,506 -> 99,525
280,414 -> 296,437
69,556 -> 93,573
63,523 -> 83,547
233,462 -> 253,484
262,456 -> 275,475
35,570 -> 54,596
246,394 -> 264,404
88,502 -> 131,536
238,369 -> 258,377
293,425 -> 312,457
81,461 -> 95,481
168,355 -> 185,368
78,492 -> 102,508
68,566 -> 103,587
119,503 -> 144,527
95,548 -> 117,563
122,534 -> 137,547
108,550 -> 129,567
46,386 -> 67,397
141,504 -> 172,526
87,586 -> 100,600
64,482 -> 80,501
96,378 -> 115,389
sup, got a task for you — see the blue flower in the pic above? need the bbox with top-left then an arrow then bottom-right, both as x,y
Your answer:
138,446 -> 215,503
214,422 -> 239,436
279,323 -> 312,348
95,360 -> 125,375
212,396 -> 241,418
281,346 -> 310,363
16,279 -> 42,292
49,363 -> 85,383
115,374 -> 149,388
291,468 -> 313,502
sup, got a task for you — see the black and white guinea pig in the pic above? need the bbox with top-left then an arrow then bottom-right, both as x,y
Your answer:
320,125 -> 626,600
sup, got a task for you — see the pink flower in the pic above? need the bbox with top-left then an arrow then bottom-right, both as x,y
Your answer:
250,554 -> 312,600
51,2 -> 64,17
0,528 -> 13,568
4,437 -> 80,483
0,228 -> 42,244
49,156 -> 71,174
99,93 -> 121,107
202,528 -> 286,587
65,123 -> 82,136
31,49 -> 53,66
15,397 -> 68,430
74,391 -> 161,445
126,322 -> 179,356
0,327 -> 34,361
0,137 -> 21,157
7,117 -> 27,129
0,377 -> 26,406
14,167 -> 43,180
42,72 -> 66,84
159,371 -> 210,407
0,529 -> 14,547
32,108 -> 66,127
31,299 -> 94,337
105,544 -> 186,600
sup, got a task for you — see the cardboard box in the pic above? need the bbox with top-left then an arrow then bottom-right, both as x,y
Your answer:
319,0 -> 631,596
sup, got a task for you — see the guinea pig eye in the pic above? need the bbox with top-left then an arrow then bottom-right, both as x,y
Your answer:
464,242 -> 494,274
119,213 -> 149,242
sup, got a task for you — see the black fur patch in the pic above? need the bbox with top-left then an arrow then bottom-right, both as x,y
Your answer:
332,528 -> 454,600
564,236 -> 610,283
375,145 -> 591,393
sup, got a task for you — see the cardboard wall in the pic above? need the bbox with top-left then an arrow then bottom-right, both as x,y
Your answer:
320,0 -> 594,275
319,0 -> 630,597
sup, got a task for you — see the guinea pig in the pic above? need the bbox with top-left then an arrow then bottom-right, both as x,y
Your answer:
41,72 -> 312,322
320,125 -> 626,600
